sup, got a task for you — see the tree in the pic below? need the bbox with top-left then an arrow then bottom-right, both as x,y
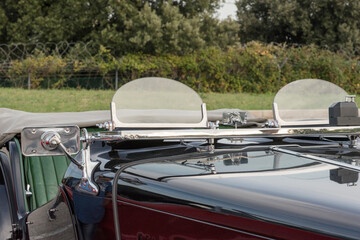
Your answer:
97,0 -> 225,55
1,0 -> 44,43
201,14 -> 240,49
143,0 -> 222,17
0,0 -> 240,55
236,0 -> 311,43
236,0 -> 360,53
0,2 -> 8,43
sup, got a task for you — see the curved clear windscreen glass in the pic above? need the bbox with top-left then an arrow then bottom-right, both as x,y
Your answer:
274,79 -> 348,122
112,77 -> 203,123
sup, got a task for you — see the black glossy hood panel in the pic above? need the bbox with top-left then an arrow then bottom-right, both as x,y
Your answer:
115,161 -> 360,239
64,140 -> 360,239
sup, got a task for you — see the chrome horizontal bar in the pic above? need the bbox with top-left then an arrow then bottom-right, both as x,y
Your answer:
88,126 -> 360,141
270,147 -> 360,173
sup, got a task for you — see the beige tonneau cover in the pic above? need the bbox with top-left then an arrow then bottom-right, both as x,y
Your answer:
0,108 -> 110,145
0,108 -> 257,145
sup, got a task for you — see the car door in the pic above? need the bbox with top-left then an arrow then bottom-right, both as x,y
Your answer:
25,188 -> 78,240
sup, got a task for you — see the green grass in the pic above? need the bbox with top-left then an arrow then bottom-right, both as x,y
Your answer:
0,88 -> 115,112
0,88 -> 274,112
200,92 -> 274,110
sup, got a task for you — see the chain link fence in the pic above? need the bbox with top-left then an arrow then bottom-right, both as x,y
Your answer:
1,41 -> 359,93
0,42 -> 120,89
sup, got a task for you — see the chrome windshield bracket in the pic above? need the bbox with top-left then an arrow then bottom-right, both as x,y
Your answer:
208,138 -> 215,154
222,111 -> 247,128
96,121 -> 115,131
347,135 -> 359,148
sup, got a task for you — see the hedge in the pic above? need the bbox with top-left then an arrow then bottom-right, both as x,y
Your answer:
1,42 -> 360,93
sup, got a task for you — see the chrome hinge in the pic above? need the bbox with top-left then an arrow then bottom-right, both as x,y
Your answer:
25,184 -> 32,198
10,224 -> 22,239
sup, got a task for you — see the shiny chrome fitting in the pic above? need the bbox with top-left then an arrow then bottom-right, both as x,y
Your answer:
96,121 -> 115,131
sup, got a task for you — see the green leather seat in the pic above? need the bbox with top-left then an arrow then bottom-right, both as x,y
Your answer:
24,155 -> 70,210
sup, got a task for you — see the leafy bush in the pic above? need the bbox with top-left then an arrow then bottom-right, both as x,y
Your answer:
2,42 -> 360,93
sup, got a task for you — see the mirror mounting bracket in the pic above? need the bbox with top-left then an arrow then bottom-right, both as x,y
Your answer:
77,128 -> 99,195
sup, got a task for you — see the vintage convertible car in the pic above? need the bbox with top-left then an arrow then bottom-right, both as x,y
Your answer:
1,78 -> 360,240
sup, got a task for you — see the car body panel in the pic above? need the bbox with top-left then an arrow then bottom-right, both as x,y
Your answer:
60,141 -> 360,239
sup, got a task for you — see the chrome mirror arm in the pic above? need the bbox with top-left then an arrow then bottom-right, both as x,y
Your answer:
58,142 -> 83,169
41,131 -> 83,169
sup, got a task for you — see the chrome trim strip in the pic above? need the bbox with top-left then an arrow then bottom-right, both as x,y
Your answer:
89,126 -> 360,141
270,147 -> 360,172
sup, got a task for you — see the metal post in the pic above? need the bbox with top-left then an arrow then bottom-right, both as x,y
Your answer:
27,72 -> 31,90
116,58 -> 121,90
115,68 -> 118,90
